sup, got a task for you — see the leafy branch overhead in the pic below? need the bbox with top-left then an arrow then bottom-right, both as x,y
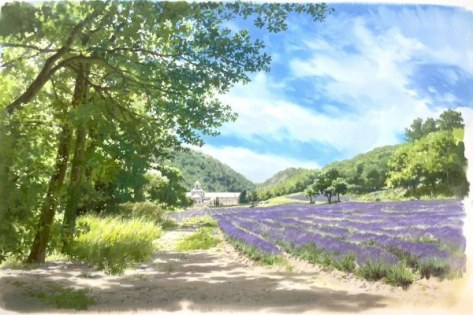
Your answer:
0,1 -> 331,263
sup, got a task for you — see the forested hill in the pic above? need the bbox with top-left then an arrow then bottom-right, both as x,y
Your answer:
168,150 -> 255,192
256,168 -> 318,200
324,145 -> 401,192
255,145 -> 400,200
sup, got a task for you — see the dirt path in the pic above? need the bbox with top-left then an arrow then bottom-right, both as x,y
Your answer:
0,229 -> 471,315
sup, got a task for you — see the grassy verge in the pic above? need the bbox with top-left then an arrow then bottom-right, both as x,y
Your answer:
226,237 -> 289,267
176,227 -> 220,251
29,285 -> 96,310
69,215 -> 161,275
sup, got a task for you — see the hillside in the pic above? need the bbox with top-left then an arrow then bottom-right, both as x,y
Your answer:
168,150 -> 255,192
256,168 -> 318,200
324,144 -> 400,192
256,145 -> 400,200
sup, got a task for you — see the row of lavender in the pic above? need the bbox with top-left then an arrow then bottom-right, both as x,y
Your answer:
212,200 -> 466,271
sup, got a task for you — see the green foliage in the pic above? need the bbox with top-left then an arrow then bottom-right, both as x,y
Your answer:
291,243 -> 333,267
180,216 -> 218,228
118,202 -> 165,224
405,109 -> 464,142
326,145 -> 399,194
357,261 -> 389,281
257,168 -> 318,200
304,185 -> 316,204
384,264 -> 414,288
176,227 -> 220,251
387,130 -> 468,198
70,215 -> 161,275
143,166 -> 192,208
332,254 -> 356,272
311,169 -> 346,204
161,218 -> 179,230
168,150 -> 254,192
31,285 -> 96,310
386,245 -> 419,269
227,238 -> 285,265
418,259 -> 450,279
0,1 -> 330,262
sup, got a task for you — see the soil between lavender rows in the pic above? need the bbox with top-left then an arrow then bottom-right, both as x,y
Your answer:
0,228 -> 471,315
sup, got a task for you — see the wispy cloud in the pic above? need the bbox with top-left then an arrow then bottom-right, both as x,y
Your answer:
201,5 -> 472,182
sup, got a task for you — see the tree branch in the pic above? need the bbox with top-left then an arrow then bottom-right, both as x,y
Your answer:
4,10 -> 101,115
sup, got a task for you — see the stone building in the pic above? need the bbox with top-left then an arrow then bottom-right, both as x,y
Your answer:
186,181 -> 240,206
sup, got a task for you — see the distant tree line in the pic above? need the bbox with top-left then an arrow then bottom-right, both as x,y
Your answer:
250,109 -> 468,203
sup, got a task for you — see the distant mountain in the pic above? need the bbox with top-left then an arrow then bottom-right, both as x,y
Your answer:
323,144 -> 400,192
256,145 -> 401,199
256,167 -> 318,199
167,150 -> 255,192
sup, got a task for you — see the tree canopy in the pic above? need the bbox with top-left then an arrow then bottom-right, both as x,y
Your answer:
0,1 -> 331,262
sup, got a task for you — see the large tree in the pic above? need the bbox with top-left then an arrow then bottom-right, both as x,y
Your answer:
0,1 -> 331,262
386,130 -> 468,198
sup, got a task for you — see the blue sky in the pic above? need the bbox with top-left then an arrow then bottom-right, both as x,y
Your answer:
195,2 -> 473,183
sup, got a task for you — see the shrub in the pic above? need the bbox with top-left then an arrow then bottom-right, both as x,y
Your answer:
180,216 -> 218,228
386,245 -> 419,269
161,218 -> 178,230
119,202 -> 165,224
294,243 -> 333,267
227,238 -> 285,265
70,215 -> 161,275
419,259 -> 450,279
384,264 -> 414,288
31,285 -> 96,310
333,255 -> 356,272
176,227 -> 220,251
357,261 -> 389,281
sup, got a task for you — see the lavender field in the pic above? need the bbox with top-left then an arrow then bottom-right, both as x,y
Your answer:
173,200 -> 466,281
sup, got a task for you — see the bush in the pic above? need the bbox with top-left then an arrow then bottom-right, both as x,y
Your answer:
227,238 -> 285,265
180,216 -> 218,228
119,202 -> 165,224
176,227 -> 220,251
419,259 -> 450,279
384,264 -> 414,288
293,243 -> 333,267
357,261 -> 389,281
70,215 -> 161,275
31,285 -> 96,310
333,255 -> 356,272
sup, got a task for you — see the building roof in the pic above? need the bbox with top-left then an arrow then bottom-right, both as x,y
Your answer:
205,192 -> 240,198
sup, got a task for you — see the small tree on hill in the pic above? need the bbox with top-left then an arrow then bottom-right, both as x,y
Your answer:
333,178 -> 348,202
304,185 -> 316,204
312,169 -> 342,204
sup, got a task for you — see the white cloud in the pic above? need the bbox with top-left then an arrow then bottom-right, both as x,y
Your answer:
196,145 -> 320,183
201,6 -> 471,182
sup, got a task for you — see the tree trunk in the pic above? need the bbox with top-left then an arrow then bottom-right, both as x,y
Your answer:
309,196 -> 313,204
61,62 -> 89,252
27,124 -> 72,263
134,185 -> 145,202
337,193 -> 340,202
327,194 -> 332,204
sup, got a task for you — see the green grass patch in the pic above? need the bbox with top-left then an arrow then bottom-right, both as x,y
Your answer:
180,216 -> 218,228
357,261 -> 389,281
386,245 -> 419,270
31,285 -> 96,310
289,243 -> 333,267
419,258 -> 451,279
176,227 -> 220,251
70,215 -> 161,275
161,218 -> 179,230
119,201 -> 165,224
227,238 -> 286,266
332,254 -> 356,272
384,263 -> 414,288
